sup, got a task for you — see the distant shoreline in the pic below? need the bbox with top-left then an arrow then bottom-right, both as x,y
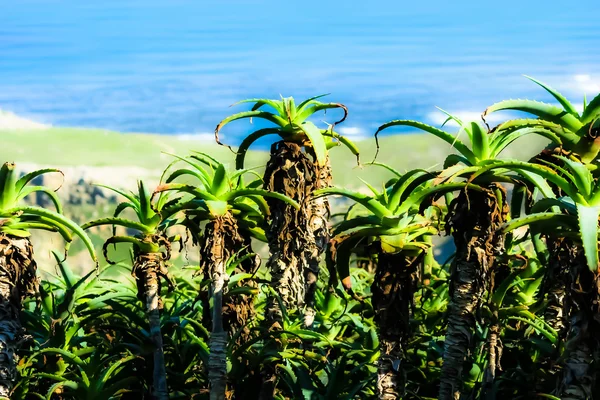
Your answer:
0,109 -> 50,130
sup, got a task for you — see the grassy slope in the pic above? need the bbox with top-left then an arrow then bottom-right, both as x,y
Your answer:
0,126 -> 550,189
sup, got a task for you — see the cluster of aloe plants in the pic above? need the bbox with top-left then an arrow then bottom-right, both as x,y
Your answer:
0,77 -> 599,399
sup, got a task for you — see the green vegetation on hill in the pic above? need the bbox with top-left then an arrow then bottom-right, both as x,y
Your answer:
0,126 -> 550,189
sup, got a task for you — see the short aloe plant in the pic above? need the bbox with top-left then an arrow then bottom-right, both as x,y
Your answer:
82,180 -> 188,400
155,152 -> 298,400
316,166 -> 440,399
0,162 -> 96,396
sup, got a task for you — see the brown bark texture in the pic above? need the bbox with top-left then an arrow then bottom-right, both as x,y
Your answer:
372,252 -> 420,400
438,186 -> 508,400
259,141 -> 331,398
0,234 -> 38,398
132,249 -> 171,400
199,214 -> 256,400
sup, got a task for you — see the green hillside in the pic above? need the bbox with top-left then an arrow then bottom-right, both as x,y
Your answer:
0,126 -> 551,189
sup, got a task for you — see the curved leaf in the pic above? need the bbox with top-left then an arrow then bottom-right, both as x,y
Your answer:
484,99 -> 583,132
11,206 -> 97,262
375,120 -> 476,164
235,128 -> 281,169
297,121 -> 327,166
524,75 -> 579,117
582,92 -> 600,123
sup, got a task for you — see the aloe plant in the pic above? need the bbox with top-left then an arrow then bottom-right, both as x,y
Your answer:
155,152 -> 298,400
0,162 -> 96,396
484,75 -> 600,163
315,164 -> 447,399
216,95 -> 359,320
18,255 -> 144,399
82,180 -> 187,400
374,112 -> 557,399
492,157 -> 600,397
215,95 -> 360,398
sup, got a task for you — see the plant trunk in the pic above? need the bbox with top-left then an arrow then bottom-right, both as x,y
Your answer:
262,141 -> 330,319
133,250 -> 170,400
303,156 -> 331,328
557,258 -> 598,399
200,214 -> 246,400
482,310 -> 501,395
259,141 -> 330,398
0,234 -> 38,397
535,237 -> 574,392
373,252 -> 420,399
438,186 -> 507,400
221,232 -> 259,346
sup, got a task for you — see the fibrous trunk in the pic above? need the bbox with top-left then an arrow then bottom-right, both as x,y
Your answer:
221,231 -> 259,346
132,249 -> 171,400
0,234 -> 38,397
372,252 -> 420,399
259,141 -> 331,399
200,214 -> 247,400
535,237 -> 573,392
438,185 -> 508,400
262,141 -> 331,324
557,252 -> 598,399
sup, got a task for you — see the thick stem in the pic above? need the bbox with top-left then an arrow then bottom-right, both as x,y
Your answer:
483,312 -> 501,392
303,156 -> 332,328
209,259 -> 227,400
199,215 -> 248,400
0,234 -> 38,397
557,262 -> 598,399
133,251 -> 169,400
263,142 -> 330,315
438,186 -> 507,400
535,237 -> 573,392
372,253 -> 419,399
559,313 -> 594,400
543,238 -> 573,340
439,256 -> 483,400
260,141 -> 328,397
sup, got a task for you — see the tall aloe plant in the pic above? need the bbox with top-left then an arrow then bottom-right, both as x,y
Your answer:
315,166 -> 442,399
0,162 -> 96,396
215,96 -> 358,398
375,113 -> 557,399
154,152 -> 299,400
484,78 -> 600,364
484,157 -> 600,398
82,180 -> 185,400
216,95 -> 359,326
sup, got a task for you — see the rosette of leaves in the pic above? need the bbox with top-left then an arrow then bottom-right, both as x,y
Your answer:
0,162 -> 96,396
484,76 -> 600,163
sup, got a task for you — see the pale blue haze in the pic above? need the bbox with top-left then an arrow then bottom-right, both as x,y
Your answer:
1,0 -> 599,144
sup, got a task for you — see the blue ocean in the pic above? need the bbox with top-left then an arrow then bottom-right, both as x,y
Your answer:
1,0 -> 599,144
